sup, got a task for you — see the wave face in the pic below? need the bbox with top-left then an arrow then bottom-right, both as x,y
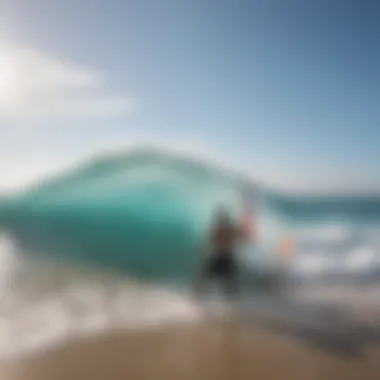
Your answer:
1,147 -> 380,286
0,148 -> 258,284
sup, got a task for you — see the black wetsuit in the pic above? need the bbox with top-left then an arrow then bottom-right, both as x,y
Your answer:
203,226 -> 240,295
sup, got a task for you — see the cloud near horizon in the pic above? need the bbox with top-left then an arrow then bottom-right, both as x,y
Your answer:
0,44 -> 138,121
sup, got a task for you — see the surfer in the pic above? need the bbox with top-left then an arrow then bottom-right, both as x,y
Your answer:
196,203 -> 253,301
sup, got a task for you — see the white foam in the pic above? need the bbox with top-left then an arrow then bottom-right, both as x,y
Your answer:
292,255 -> 332,275
345,246 -> 376,271
0,234 -> 203,359
299,224 -> 350,242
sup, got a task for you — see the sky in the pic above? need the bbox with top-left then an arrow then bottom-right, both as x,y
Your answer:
0,0 -> 379,194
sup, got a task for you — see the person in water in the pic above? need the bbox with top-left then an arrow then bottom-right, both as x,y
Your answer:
196,204 -> 253,300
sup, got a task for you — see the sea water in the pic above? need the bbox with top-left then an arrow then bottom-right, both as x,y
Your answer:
0,147 -> 379,358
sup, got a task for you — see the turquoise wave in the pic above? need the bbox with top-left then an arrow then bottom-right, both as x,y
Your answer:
0,147 -> 379,285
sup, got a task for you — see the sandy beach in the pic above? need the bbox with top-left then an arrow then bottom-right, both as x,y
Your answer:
2,313 -> 380,380
2,237 -> 380,380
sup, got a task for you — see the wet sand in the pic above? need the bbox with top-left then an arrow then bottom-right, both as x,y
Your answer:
3,315 -> 380,380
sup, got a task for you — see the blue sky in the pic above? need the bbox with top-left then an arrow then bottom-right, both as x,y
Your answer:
0,0 -> 379,193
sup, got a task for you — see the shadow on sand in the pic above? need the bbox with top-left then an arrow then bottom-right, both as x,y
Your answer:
250,298 -> 380,360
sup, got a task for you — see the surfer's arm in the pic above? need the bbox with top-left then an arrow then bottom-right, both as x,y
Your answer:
237,214 -> 255,242
238,193 -> 256,242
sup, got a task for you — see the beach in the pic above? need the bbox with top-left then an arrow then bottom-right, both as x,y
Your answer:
2,237 -> 380,380
3,314 -> 380,380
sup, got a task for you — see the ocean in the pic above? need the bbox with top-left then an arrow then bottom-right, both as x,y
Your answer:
0,147 -> 379,358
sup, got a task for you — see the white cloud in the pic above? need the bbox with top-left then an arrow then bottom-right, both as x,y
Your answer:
9,95 -> 138,120
0,44 -> 138,120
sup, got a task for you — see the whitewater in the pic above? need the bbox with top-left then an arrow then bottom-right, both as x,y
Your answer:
0,147 -> 380,358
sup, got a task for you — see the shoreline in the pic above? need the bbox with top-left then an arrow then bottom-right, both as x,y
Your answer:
3,316 -> 380,380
